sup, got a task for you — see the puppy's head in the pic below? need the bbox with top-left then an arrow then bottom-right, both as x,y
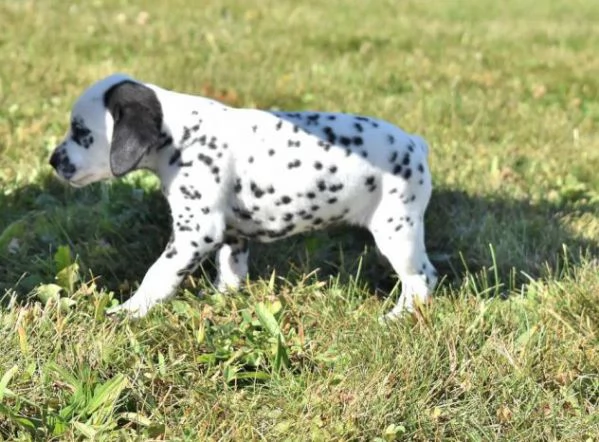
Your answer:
49,74 -> 164,187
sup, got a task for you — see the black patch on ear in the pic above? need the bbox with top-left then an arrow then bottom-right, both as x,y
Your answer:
104,80 -> 164,177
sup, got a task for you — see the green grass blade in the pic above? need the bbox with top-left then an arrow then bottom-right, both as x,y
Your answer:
0,365 -> 19,402
255,302 -> 282,340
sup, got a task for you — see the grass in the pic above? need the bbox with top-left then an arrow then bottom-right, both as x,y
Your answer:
1,0 -> 598,439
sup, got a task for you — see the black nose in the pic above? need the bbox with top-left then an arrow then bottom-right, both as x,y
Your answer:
49,152 -> 60,169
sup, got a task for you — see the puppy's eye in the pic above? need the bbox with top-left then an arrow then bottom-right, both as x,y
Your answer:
70,118 -> 93,147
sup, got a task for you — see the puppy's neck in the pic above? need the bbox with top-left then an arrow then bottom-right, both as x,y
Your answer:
145,84 -> 232,175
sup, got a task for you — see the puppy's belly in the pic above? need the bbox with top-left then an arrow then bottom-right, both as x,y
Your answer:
224,190 -> 376,243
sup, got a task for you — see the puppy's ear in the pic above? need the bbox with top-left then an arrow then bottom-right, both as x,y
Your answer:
104,81 -> 163,177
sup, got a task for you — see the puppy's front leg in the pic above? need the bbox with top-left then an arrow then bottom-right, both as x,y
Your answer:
107,215 -> 225,318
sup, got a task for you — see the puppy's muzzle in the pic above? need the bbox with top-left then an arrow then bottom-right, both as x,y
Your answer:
49,149 -> 76,179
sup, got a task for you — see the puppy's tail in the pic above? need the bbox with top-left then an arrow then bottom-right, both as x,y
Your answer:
410,134 -> 430,157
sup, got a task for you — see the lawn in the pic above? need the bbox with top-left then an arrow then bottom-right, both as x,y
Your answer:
1,0 -> 598,440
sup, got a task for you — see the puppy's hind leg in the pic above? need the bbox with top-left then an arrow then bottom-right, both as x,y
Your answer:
368,205 -> 437,321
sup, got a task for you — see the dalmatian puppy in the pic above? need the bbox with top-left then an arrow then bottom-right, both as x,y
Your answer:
49,73 -> 438,320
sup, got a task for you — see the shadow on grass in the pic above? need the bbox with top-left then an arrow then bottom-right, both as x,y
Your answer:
1,173 -> 597,304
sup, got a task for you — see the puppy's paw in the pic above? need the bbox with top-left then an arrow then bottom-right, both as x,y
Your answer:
106,301 -> 148,319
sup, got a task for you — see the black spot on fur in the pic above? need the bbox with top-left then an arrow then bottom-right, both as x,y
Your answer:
314,161 -> 323,170
180,127 -> 191,144
180,185 -> 202,200
317,140 -> 332,151
71,118 -> 94,149
329,165 -> 337,174
353,136 -> 363,146
307,114 -> 320,125
329,214 -> 344,222
268,149 -> 275,156
204,236 -> 214,244
251,181 -> 265,198
323,127 -> 336,144
265,223 -> 295,239
169,150 -> 182,165
288,159 -> 301,169
339,136 -> 351,147
365,175 -> 377,192
237,209 -> 253,220
198,153 -> 213,166
354,122 -> 363,132
70,118 -> 94,148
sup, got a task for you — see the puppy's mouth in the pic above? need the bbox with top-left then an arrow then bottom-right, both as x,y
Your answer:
68,174 -> 96,187
53,170 -> 94,188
